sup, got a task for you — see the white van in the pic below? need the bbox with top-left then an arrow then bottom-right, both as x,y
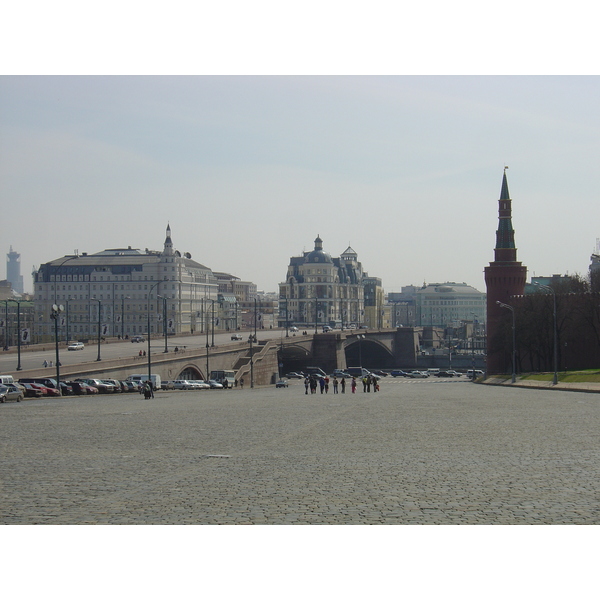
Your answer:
127,373 -> 162,390
0,375 -> 15,385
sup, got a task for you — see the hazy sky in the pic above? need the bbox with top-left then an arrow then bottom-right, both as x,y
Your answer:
2,75 -> 599,294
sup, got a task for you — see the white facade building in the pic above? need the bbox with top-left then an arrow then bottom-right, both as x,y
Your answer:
33,225 -> 220,342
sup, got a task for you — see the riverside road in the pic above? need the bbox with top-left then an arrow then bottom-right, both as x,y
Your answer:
2,378 -> 600,524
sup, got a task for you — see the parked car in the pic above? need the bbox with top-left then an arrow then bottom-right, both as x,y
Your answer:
75,378 -> 113,393
371,370 -> 388,377
408,371 -> 429,378
435,371 -> 454,377
59,381 -> 74,394
285,372 -> 304,379
67,342 -> 85,351
466,369 -> 484,379
189,380 -> 210,390
101,379 -> 123,392
30,383 -> 60,396
231,333 -> 243,341
131,336 -> 145,343
21,382 -> 44,398
206,380 -> 224,389
275,379 -> 289,388
0,383 -> 24,403
160,381 -> 175,390
447,370 -> 462,377
390,370 -> 408,377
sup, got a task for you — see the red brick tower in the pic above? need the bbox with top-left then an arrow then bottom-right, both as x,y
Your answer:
484,168 -> 527,375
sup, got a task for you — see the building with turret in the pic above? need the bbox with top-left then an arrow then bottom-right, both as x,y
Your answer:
484,169 -> 528,375
279,236 -> 370,329
32,225 -> 222,342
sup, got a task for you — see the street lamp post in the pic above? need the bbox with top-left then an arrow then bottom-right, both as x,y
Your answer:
534,282 -> 558,385
249,333 -> 254,388
121,296 -> 130,339
50,304 -> 64,393
471,313 -> 477,382
158,295 -> 168,352
9,300 -> 24,371
92,299 -> 102,361
314,297 -> 318,335
211,299 -> 215,348
496,301 -> 516,384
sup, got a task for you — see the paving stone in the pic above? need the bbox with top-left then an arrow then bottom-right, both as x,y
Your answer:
2,381 -> 600,524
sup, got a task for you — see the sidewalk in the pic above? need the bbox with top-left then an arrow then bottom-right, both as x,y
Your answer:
482,376 -> 600,394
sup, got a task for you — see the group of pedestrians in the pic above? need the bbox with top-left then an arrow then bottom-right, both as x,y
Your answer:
304,374 -> 380,395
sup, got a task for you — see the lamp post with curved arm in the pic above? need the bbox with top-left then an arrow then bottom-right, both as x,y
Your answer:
496,301 -> 516,384
534,282 -> 558,385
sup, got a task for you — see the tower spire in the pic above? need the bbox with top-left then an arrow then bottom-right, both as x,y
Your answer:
494,167 -> 517,261
163,223 -> 174,256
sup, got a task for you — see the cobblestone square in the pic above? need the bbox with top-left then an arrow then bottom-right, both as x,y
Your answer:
2,379 -> 600,524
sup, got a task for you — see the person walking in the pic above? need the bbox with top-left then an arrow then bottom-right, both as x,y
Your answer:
240,377 -> 244,389
324,376 -> 329,394
319,377 -> 325,394
366,376 -> 371,393
351,377 -> 357,393
340,377 -> 346,393
304,376 -> 309,395
362,376 -> 367,392
310,376 -> 317,394
43,360 -> 48,368
332,377 -> 338,394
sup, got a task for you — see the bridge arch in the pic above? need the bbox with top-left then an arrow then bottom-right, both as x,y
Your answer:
344,338 -> 394,369
177,364 -> 205,380
279,343 -> 312,374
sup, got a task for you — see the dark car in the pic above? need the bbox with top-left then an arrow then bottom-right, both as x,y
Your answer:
21,383 -> 44,398
371,370 -> 388,377
435,371 -> 454,377
390,370 -> 408,377
59,382 -> 74,395
275,379 -> 289,388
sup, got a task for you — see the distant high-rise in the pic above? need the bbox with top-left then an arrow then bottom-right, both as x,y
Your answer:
6,246 -> 24,294
484,169 -> 527,375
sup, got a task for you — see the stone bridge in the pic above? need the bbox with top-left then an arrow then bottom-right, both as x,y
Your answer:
16,328 -> 422,386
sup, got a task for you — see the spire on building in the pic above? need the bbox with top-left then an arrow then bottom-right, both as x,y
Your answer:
494,167 -> 517,260
163,223 -> 174,257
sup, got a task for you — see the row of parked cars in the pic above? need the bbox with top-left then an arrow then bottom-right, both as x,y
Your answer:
0,377 -> 147,401
161,380 -> 225,390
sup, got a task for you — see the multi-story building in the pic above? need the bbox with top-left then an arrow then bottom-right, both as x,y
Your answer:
32,225 -> 221,343
279,236 -> 369,329
415,282 -> 486,328
387,287 -> 418,328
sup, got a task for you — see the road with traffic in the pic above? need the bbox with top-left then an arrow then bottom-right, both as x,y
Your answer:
0,328 -> 289,375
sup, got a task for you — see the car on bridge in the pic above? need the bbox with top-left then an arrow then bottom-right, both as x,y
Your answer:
231,333 -> 243,341
67,341 -> 85,351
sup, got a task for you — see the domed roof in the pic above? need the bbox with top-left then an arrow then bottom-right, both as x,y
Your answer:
305,235 -> 332,264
